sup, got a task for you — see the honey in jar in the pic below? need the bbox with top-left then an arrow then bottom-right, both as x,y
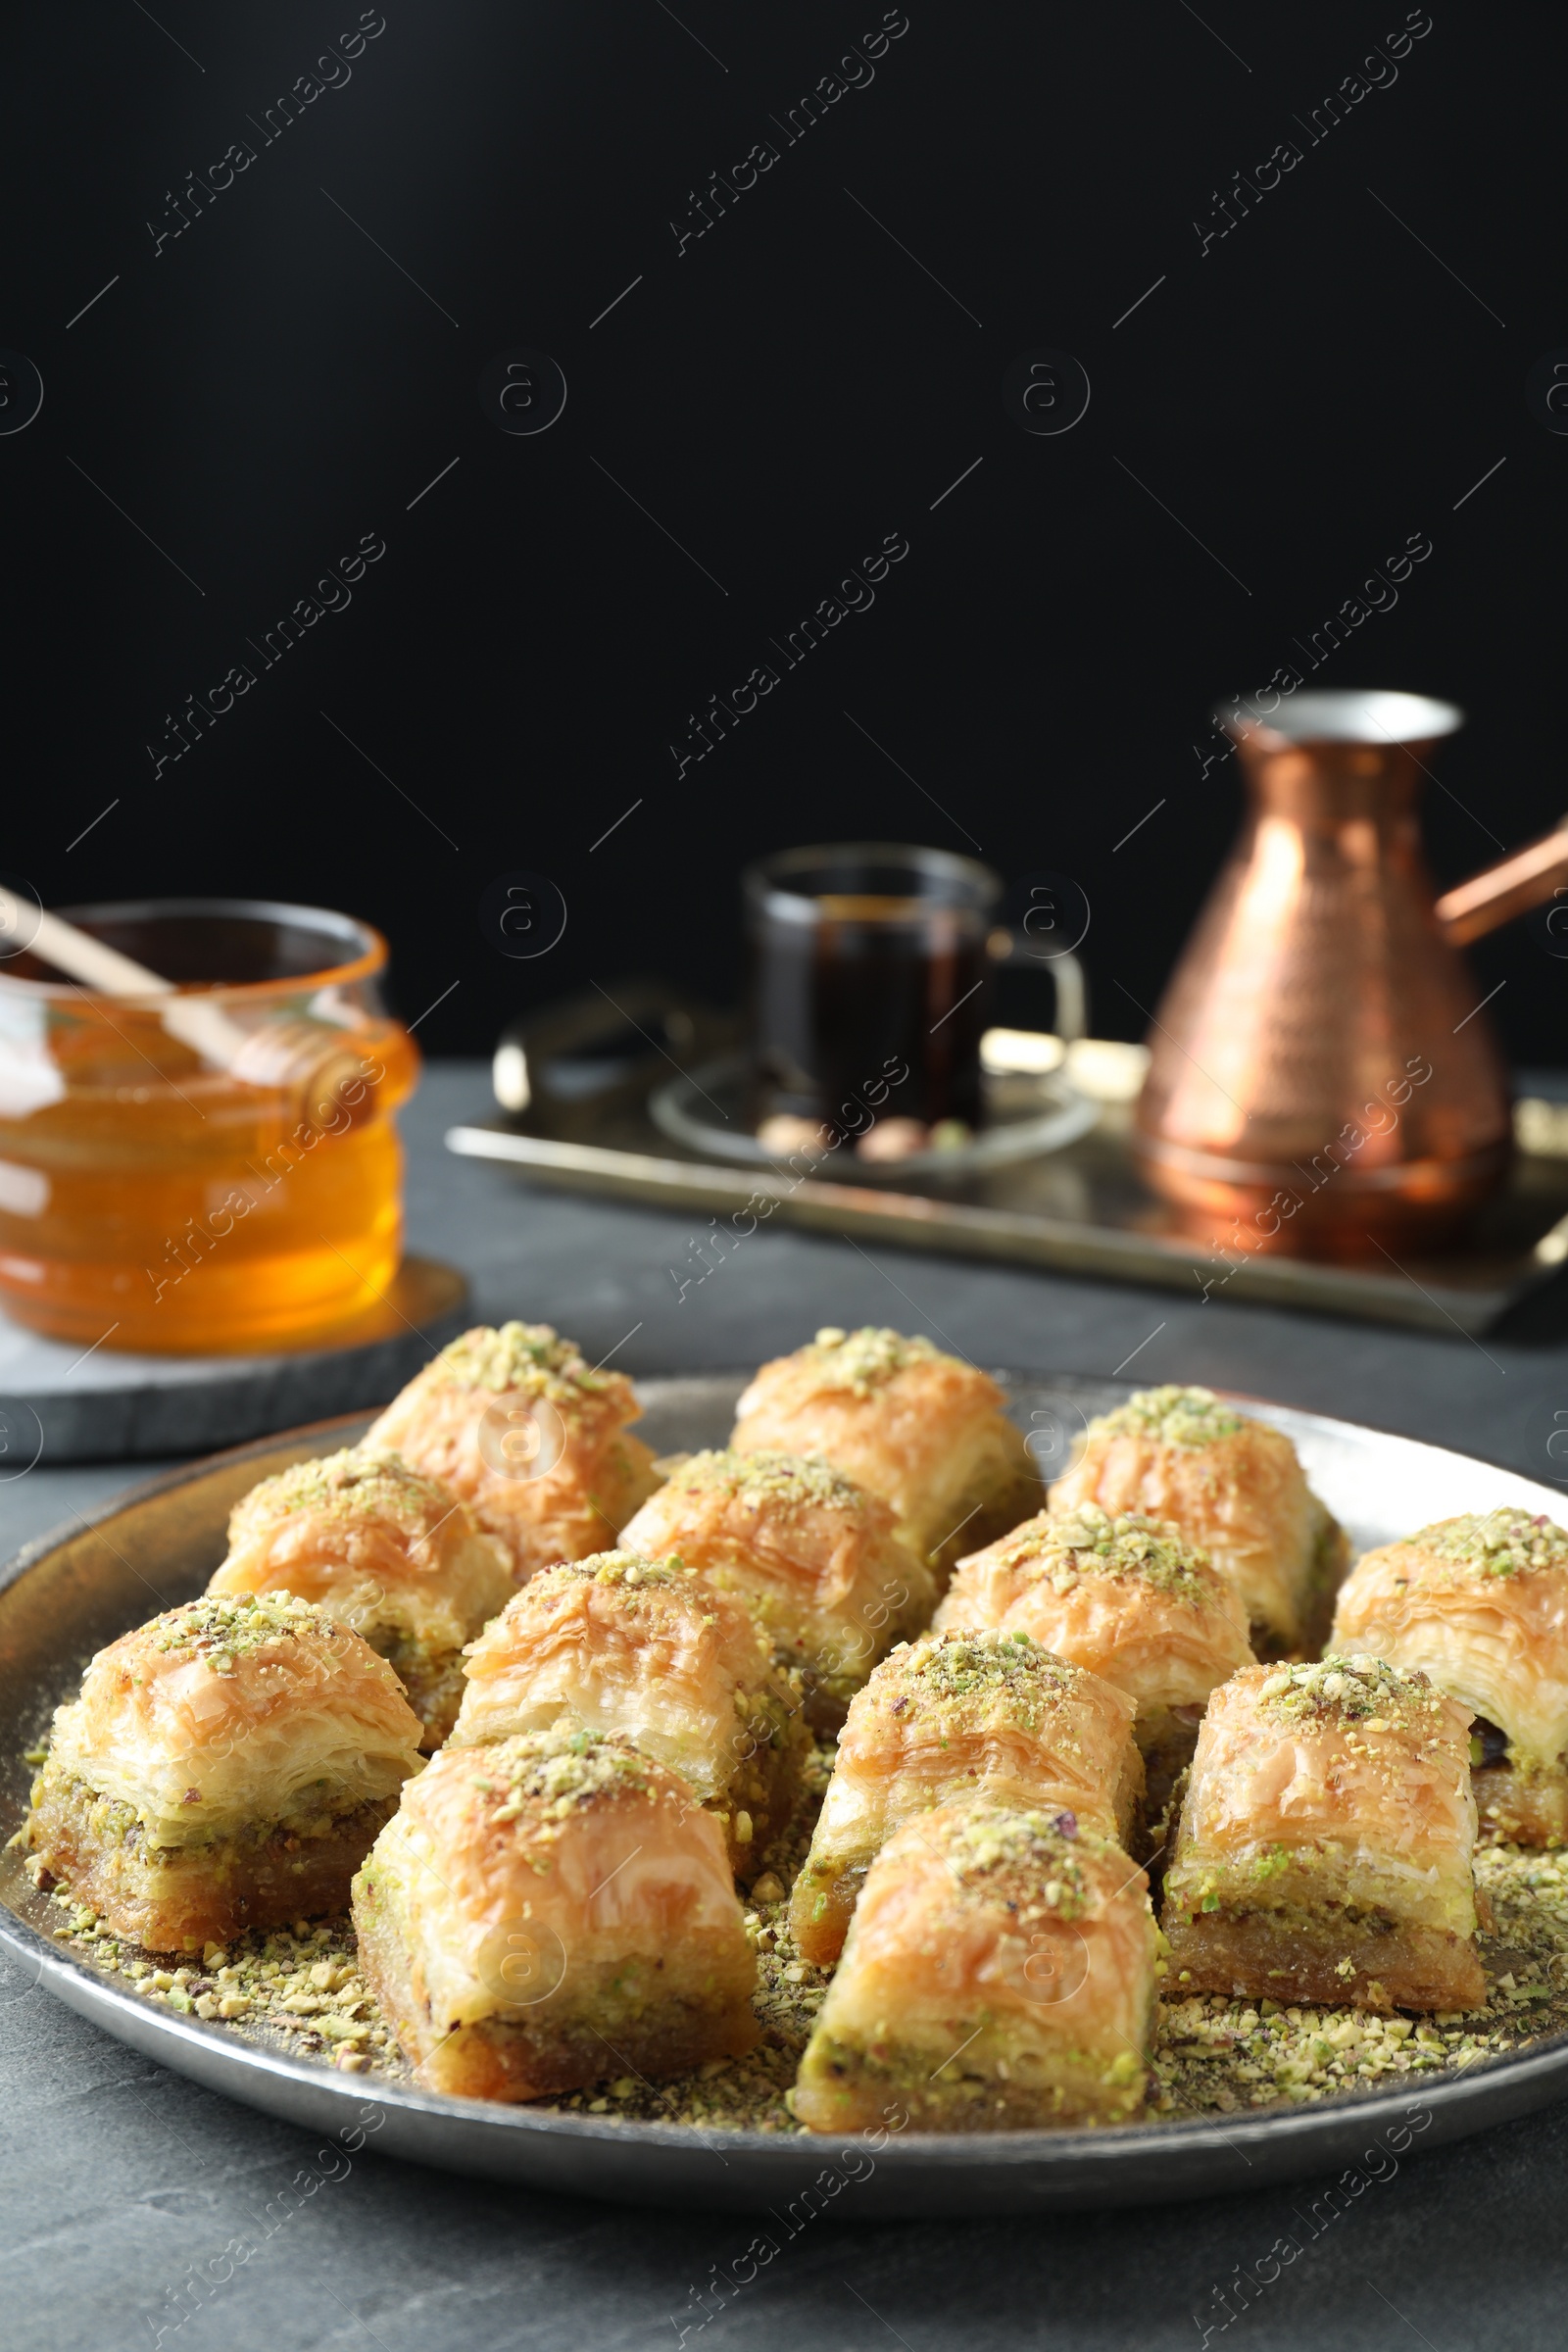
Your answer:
0,901 -> 419,1353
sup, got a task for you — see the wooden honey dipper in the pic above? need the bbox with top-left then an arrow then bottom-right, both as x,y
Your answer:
0,888 -> 372,1123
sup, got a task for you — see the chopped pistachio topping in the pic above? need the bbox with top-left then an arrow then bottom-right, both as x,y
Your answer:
903,1629 -> 1064,1686
151,1592 -> 337,1663
1402,1508 -> 1568,1582
799,1326 -> 951,1395
1092,1385 -> 1247,1448
433,1321 -> 617,1399
531,1548 -> 697,1592
878,1632 -> 1083,1726
1255,1653 -> 1440,1728
231,1447 -> 455,1535
665,1448 -> 869,1512
933,1806 -> 1102,1920
997,1502 -> 1214,1603
477,1722 -> 660,1814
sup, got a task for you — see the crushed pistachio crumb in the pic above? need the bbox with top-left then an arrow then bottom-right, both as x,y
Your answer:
28,1721 -> 1568,2132
229,1448 -> 456,1541
1091,1385 -> 1247,1448
1257,1653 -> 1442,1729
151,1592 -> 338,1663
477,1722 -> 662,1814
994,1502 -> 1216,1604
800,1327 -> 952,1396
433,1321 -> 617,1399
663,1449 -> 871,1513
930,1807 -> 1100,1920
1396,1508 -> 1568,1583
867,1632 -> 1090,1734
528,1549 -> 699,1594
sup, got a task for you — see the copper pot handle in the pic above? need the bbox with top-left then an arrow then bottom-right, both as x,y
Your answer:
1434,818 -> 1568,947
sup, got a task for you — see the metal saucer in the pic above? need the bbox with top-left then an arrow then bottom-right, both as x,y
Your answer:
648,1055 -> 1098,1182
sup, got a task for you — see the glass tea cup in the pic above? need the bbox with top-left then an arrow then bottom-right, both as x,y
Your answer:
743,842 -> 1085,1144
0,898 -> 419,1352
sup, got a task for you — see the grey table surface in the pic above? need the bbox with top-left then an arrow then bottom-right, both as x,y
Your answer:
7,1061 -> 1568,2352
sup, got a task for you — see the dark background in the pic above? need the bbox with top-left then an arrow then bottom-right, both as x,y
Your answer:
4,0 -> 1564,1062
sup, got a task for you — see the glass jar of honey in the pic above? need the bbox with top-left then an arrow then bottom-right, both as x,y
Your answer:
0,900 -> 419,1353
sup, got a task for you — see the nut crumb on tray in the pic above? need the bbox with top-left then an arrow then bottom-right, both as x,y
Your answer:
26,1750 -> 1568,2129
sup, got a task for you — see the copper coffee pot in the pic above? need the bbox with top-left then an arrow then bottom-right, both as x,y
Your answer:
1134,689 -> 1568,1257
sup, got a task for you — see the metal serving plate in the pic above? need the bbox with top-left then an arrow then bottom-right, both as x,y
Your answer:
4,1373 -> 1568,2215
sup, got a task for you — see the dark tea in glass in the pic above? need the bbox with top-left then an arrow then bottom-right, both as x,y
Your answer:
744,844 -> 1002,1137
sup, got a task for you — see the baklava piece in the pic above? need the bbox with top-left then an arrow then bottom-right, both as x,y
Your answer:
619,1449 -> 935,1726
25,1593 -> 423,1952
1050,1385 -> 1348,1657
353,1723 -> 757,2101
935,1503 -> 1252,1826
1333,1507 -> 1568,1847
208,1446 -> 514,1747
449,1549 -> 807,1877
366,1321 -> 662,1585
1161,1656 -> 1485,2012
789,1631 -> 1143,1965
794,1804 -> 1156,2132
730,1327 -> 1041,1587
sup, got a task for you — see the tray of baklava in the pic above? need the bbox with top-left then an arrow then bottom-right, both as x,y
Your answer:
5,1325 -> 1568,2214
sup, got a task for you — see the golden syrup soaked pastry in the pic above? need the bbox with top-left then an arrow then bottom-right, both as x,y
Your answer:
935,1503 -> 1253,1827
1160,1656 -> 1485,2013
449,1550 -> 807,1878
729,1327 -> 1042,1587
366,1322 -> 661,1586
1332,1508 -> 1568,1847
788,1631 -> 1143,1966
25,1594 -> 423,1952
208,1447 -> 514,1749
619,1449 -> 934,1725
794,1804 -> 1155,2132
352,1723 -> 757,2101
1050,1386 -> 1348,1657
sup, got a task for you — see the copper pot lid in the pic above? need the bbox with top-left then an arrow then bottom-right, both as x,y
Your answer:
1217,686 -> 1464,749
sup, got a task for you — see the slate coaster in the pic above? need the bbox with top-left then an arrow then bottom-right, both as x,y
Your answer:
0,1256 -> 468,1465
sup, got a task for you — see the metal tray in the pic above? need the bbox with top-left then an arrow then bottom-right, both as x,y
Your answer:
448,982 -> 1568,1337
5,1372 -> 1568,2213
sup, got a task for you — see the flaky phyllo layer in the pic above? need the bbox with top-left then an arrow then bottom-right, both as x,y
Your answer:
1050,1387 -> 1348,1653
937,1502 -> 1253,1717
805,1630 -> 1139,1851
620,1448 -> 935,1703
794,1803 -> 1157,2131
210,1446 -> 514,1657
35,1592 -> 423,1851
366,1321 -> 661,1580
729,1327 -> 1042,1576
1333,1508 -> 1568,1770
449,1549 -> 805,1858
1164,1655 -> 1480,1940
354,1722 -> 754,2037
789,1630 -> 1142,1963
